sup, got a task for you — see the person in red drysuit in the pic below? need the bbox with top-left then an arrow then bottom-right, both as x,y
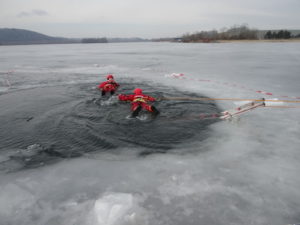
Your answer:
98,74 -> 120,96
118,88 -> 160,118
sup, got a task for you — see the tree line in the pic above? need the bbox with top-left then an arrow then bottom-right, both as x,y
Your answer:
81,38 -> 108,43
181,24 -> 258,42
180,25 -> 300,42
264,30 -> 292,39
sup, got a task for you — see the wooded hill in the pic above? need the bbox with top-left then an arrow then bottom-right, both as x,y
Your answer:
0,28 -> 149,45
0,28 -> 80,45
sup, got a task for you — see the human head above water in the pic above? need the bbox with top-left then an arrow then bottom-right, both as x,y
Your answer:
106,74 -> 114,80
133,88 -> 143,95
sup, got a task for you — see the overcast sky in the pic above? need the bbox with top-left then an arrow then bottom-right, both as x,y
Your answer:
0,0 -> 299,38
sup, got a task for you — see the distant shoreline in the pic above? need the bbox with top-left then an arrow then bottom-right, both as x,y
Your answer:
1,39 -> 300,46
217,39 -> 300,43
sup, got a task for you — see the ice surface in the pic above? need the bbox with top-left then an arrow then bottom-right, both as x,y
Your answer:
0,42 -> 300,225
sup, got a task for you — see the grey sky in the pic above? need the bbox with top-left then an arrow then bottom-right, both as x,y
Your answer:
0,0 -> 299,38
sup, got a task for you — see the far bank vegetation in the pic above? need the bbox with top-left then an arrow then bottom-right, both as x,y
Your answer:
181,25 -> 258,42
180,24 -> 299,43
81,38 -> 108,43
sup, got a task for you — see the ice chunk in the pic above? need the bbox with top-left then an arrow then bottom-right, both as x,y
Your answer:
93,193 -> 143,225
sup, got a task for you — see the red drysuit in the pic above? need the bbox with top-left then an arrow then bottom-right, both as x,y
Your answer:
118,88 -> 156,112
98,79 -> 119,92
98,74 -> 119,95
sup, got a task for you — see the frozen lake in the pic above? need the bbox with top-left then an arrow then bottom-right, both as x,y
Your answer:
0,42 -> 300,225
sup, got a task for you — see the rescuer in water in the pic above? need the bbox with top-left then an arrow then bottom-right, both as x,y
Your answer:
98,74 -> 120,96
118,88 -> 160,118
